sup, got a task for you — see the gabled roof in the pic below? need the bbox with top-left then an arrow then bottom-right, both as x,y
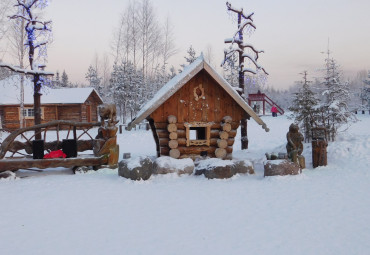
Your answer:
128,55 -> 269,132
0,75 -> 103,105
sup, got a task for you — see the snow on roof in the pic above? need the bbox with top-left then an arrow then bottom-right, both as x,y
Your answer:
0,75 -> 102,105
128,55 -> 269,132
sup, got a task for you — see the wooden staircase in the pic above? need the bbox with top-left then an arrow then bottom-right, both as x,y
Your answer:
248,93 -> 284,115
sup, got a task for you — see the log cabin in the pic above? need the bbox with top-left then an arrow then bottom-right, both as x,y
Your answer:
127,55 -> 269,160
0,76 -> 103,130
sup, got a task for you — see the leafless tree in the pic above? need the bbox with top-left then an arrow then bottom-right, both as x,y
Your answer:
161,15 -> 177,67
0,0 -> 53,139
7,1 -> 27,128
137,0 -> 161,78
204,44 -> 215,67
0,0 -> 11,49
100,52 -> 111,92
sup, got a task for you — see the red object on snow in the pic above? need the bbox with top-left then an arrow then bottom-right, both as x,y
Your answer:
43,150 -> 67,159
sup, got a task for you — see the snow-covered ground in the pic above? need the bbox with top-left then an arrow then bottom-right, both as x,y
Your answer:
1,114 -> 370,255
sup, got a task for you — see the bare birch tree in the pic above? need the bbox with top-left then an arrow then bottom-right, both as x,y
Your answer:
161,15 -> 177,67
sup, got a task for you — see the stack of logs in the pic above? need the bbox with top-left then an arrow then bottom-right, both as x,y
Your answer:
168,115 -> 180,159
215,116 -> 232,159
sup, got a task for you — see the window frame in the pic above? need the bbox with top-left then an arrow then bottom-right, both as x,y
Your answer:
19,107 -> 44,120
184,122 -> 212,147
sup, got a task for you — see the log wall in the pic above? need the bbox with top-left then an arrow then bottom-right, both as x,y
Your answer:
154,121 -> 239,159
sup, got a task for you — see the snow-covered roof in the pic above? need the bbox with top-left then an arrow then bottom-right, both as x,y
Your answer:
128,55 -> 269,132
0,76 -> 102,105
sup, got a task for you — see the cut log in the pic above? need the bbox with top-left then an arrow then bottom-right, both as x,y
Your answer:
217,139 -> 228,149
169,149 -> 180,159
167,115 -> 177,124
168,140 -> 179,149
222,116 -> 232,123
221,123 -> 232,132
219,131 -> 229,140
169,132 -> 178,140
215,148 -> 227,159
167,123 -> 177,133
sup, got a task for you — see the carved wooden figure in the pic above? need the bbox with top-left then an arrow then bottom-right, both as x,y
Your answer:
286,123 -> 304,166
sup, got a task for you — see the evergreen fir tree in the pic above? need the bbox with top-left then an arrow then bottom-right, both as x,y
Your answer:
320,56 -> 356,141
361,71 -> 370,112
85,65 -> 103,96
61,70 -> 69,87
54,71 -> 60,87
179,45 -> 197,72
288,71 -> 318,142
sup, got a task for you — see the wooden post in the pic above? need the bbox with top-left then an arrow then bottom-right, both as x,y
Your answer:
312,140 -> 327,168
34,75 -> 42,140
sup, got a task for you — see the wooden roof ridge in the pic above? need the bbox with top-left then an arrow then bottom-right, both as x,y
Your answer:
127,55 -> 269,132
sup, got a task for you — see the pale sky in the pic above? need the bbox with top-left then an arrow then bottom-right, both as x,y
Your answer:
40,0 -> 370,89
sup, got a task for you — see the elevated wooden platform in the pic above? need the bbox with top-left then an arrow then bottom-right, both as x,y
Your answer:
248,93 -> 284,115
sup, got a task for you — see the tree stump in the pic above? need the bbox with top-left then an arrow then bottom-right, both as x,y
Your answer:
222,116 -> 232,123
215,148 -> 227,159
169,132 -> 178,140
167,123 -> 177,133
221,123 -> 232,132
169,149 -> 180,159
217,139 -> 228,149
219,131 -> 229,140
167,115 -> 177,124
168,140 -> 179,149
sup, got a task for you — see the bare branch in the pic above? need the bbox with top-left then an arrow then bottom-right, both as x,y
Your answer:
243,44 -> 264,61
226,2 -> 254,21
0,62 -> 53,76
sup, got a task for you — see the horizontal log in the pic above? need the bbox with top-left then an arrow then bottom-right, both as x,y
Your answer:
159,138 -> 234,147
160,146 -> 233,156
156,129 -> 237,139
0,155 -> 108,172
154,122 -> 239,130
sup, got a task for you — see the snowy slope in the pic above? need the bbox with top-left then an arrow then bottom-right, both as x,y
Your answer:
0,114 -> 370,255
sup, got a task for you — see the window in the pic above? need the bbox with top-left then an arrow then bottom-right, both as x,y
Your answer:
23,108 -> 34,117
19,107 -> 44,120
184,122 -> 212,146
